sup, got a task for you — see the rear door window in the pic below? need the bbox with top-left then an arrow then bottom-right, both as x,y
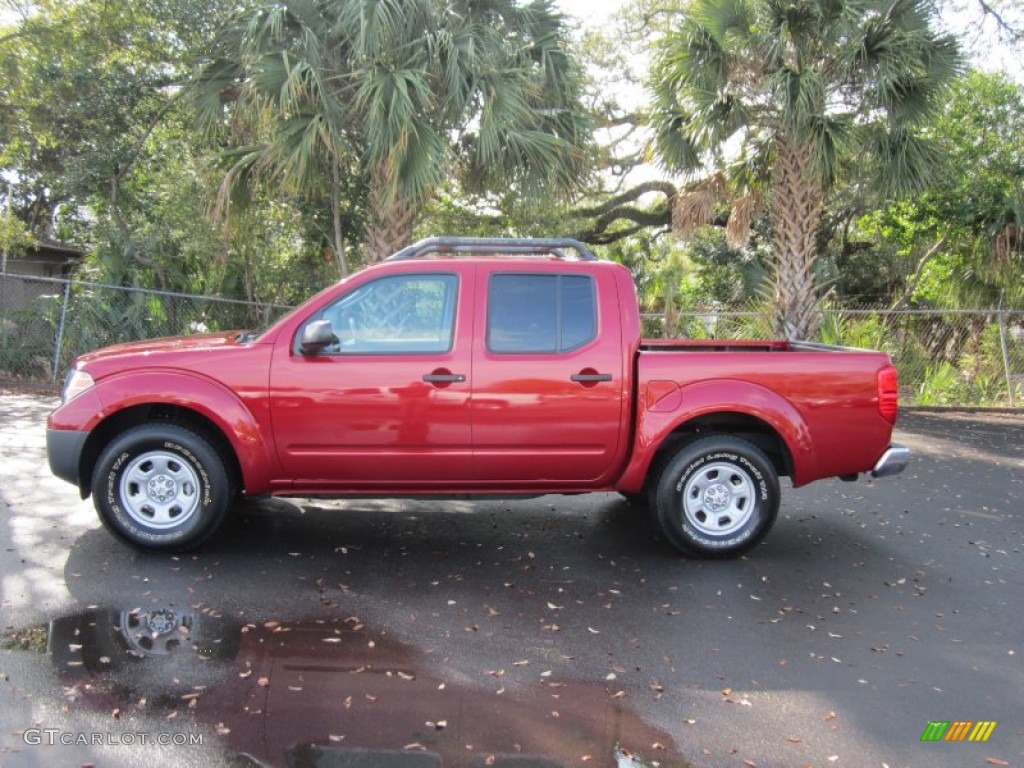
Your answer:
487,274 -> 596,354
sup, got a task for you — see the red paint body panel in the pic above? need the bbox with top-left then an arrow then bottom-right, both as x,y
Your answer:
47,257 -> 899,499
468,261 -> 629,486
268,261 -> 474,488
50,346 -> 280,491
618,350 -> 893,491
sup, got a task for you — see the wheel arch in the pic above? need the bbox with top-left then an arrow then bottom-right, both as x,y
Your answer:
646,411 -> 794,492
78,403 -> 243,500
65,369 -> 278,499
614,377 -> 818,496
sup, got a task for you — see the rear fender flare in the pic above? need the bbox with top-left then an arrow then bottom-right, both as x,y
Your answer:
619,379 -> 815,492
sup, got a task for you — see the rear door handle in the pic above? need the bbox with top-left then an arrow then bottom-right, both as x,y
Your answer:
423,372 -> 466,383
570,372 -> 612,383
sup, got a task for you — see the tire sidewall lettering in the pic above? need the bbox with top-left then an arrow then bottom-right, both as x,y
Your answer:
678,451 -> 768,507
99,434 -> 220,546
657,438 -> 781,557
161,441 -> 213,500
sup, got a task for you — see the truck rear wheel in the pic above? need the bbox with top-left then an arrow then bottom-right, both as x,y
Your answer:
91,424 -> 232,551
653,436 -> 779,558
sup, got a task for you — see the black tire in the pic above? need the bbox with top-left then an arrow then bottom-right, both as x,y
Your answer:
91,423 -> 233,551
653,436 -> 779,558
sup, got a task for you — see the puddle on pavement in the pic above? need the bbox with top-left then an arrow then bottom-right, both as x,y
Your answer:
6,606 -> 693,768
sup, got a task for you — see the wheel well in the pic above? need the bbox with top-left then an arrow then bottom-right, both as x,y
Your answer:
645,412 -> 792,490
78,404 -> 243,498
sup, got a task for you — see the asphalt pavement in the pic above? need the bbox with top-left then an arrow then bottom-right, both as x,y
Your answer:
0,393 -> 1020,768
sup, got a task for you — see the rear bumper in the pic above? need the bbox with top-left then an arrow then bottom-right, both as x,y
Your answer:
47,428 -> 89,487
871,443 -> 911,478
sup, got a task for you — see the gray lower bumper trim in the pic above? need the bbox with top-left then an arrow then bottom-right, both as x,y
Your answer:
47,429 -> 89,487
871,443 -> 911,478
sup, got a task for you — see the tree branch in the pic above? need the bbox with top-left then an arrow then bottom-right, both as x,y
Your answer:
572,180 -> 677,219
575,203 -> 672,244
595,112 -> 646,129
977,0 -> 1024,41
115,89 -> 184,185
0,29 -> 30,45
890,235 -> 948,311
583,224 -> 645,245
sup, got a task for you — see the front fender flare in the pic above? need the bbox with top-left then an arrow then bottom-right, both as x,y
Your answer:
51,369 -> 276,495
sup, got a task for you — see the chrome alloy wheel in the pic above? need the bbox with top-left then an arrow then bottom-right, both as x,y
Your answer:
681,461 -> 755,537
119,450 -> 200,529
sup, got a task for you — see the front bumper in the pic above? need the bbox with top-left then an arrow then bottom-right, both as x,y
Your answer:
871,443 -> 911,478
47,429 -> 89,487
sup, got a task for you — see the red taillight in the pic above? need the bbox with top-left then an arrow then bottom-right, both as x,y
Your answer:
877,365 -> 898,424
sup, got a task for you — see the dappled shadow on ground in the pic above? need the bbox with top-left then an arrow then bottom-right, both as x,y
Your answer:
55,493 -> 968,766
0,380 -> 61,397
1,395 -> 1019,767
0,392 -> 95,625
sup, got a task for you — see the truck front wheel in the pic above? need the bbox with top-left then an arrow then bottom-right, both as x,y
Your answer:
91,424 -> 233,551
653,436 -> 779,558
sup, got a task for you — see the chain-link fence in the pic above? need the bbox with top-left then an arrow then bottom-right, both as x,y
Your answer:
2,272 -> 1021,407
0,273 -> 290,385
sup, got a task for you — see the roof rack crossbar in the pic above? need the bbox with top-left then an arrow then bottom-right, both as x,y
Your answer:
386,236 -> 597,262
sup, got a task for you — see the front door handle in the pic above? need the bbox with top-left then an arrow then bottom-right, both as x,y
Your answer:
571,371 -> 612,383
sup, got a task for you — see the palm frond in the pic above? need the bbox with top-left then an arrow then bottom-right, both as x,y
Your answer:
864,125 -> 940,197
192,58 -> 243,130
193,0 -> 590,256
726,192 -> 759,247
695,0 -> 755,40
673,174 -> 727,240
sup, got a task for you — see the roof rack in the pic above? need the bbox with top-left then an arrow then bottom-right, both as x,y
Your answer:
386,236 -> 597,262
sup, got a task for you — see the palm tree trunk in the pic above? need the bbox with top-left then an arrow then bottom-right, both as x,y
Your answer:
771,137 -> 824,340
366,164 -> 420,263
330,154 -> 349,279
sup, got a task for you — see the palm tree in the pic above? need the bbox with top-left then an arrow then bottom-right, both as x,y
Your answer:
195,0 -> 590,270
650,0 -> 960,338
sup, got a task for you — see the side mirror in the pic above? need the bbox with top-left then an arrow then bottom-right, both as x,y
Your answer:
299,320 -> 337,355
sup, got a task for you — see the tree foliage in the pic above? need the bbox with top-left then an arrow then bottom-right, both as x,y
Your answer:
0,0 -> 340,306
867,69 -> 1024,308
0,0 -> 229,241
194,0 -> 592,265
2,0 -> 1022,355
649,0 -> 961,338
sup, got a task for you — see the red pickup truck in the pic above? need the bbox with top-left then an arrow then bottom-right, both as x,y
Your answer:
47,237 -> 909,557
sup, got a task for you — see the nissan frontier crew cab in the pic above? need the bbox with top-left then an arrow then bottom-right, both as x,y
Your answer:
46,237 -> 910,557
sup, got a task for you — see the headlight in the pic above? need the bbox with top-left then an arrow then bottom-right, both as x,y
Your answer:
62,369 -> 95,403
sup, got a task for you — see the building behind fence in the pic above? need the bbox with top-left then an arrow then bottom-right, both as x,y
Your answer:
2,271 -> 1022,407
